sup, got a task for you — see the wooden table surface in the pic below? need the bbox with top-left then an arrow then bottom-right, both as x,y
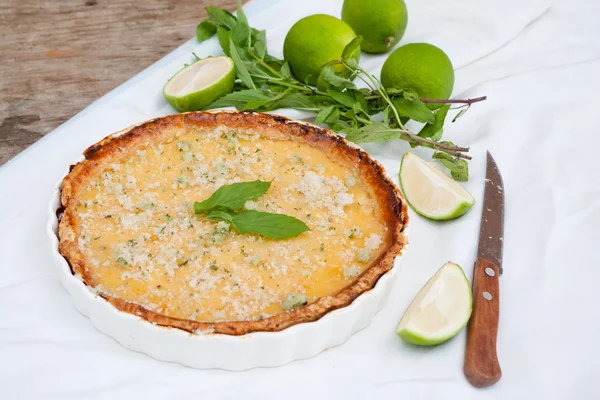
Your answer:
0,0 -> 239,166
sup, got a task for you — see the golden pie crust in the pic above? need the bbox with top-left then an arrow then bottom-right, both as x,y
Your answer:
58,111 -> 408,335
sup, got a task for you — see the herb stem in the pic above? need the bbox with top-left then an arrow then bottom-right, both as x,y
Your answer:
400,132 -> 472,159
250,52 -> 329,96
343,61 -> 404,129
354,73 -> 376,92
355,116 -> 372,125
380,90 -> 403,129
354,128 -> 471,159
270,79 -> 313,92
419,96 -> 487,105
364,93 -> 487,106
250,52 -> 282,77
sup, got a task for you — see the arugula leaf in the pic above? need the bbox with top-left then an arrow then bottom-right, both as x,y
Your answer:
205,6 -> 237,30
183,53 -> 201,68
352,102 -> 365,116
234,0 -> 249,27
341,107 -> 357,120
230,20 -> 251,47
194,180 -> 271,213
250,27 -> 261,42
418,104 -> 450,138
327,89 -> 355,108
229,38 -> 256,89
317,63 -> 356,91
350,89 -> 370,116
196,20 -> 217,43
243,99 -> 271,110
208,209 -> 310,239
270,92 -> 317,110
381,106 -> 391,125
244,92 -> 283,110
208,89 -> 272,109
315,105 -> 339,124
344,58 -> 360,69
432,152 -> 469,181
246,61 -> 272,80
341,36 -> 362,61
452,159 -> 469,182
263,54 -> 286,66
430,128 -> 444,142
254,30 -> 267,59
260,90 -> 297,110
279,62 -> 292,78
345,122 -> 401,143
217,28 -> 231,56
330,121 -> 351,132
230,1 -> 251,48
452,105 -> 470,123
391,91 -> 435,124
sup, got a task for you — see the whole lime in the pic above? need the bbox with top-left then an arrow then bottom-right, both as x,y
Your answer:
342,0 -> 408,54
283,14 -> 360,86
381,43 -> 454,108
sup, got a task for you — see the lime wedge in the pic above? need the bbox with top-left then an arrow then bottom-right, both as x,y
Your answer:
399,152 -> 475,220
397,262 -> 472,346
163,56 -> 236,112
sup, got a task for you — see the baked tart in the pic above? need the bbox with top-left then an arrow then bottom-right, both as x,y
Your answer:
58,111 -> 408,336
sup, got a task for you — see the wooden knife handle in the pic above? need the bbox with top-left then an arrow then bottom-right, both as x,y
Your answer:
464,258 -> 502,388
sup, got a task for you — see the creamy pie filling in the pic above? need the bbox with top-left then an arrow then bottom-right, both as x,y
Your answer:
73,127 -> 388,322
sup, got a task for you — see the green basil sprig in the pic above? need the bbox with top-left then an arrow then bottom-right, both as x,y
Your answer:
194,180 -> 310,240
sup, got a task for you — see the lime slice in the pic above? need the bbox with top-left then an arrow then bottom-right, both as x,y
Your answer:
163,56 -> 236,112
397,262 -> 472,346
399,152 -> 474,220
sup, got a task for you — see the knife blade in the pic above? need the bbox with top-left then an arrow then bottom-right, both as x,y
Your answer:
477,151 -> 505,273
464,151 -> 504,388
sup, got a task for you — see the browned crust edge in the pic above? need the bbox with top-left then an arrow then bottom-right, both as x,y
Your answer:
58,111 -> 408,336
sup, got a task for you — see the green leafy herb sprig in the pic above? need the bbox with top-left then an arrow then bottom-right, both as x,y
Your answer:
194,180 -> 310,239
195,1 -> 486,180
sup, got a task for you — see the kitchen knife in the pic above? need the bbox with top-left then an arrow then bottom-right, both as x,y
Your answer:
464,151 -> 504,388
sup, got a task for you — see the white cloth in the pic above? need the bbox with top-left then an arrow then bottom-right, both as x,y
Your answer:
2,0 -> 599,398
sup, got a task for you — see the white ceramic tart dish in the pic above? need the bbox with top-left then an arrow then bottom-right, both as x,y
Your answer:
48,111 -> 409,370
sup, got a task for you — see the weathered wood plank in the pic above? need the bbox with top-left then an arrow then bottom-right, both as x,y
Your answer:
0,0 -> 239,166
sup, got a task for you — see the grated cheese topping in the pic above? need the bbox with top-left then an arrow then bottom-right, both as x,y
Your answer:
72,126 -> 388,322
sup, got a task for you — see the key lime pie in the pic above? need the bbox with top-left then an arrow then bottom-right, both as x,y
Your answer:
57,111 -> 408,336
